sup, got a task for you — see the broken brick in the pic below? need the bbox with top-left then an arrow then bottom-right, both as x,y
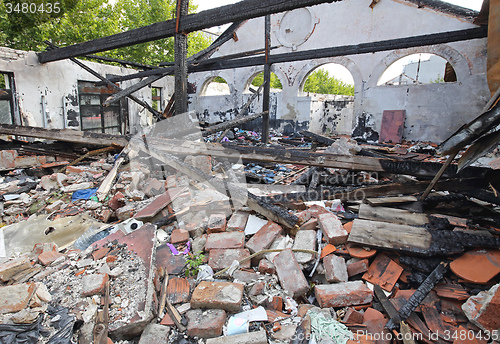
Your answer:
204,231 -> 245,251
0,282 -> 36,314
208,248 -> 250,271
143,178 -> 165,198
317,212 -> 348,245
258,258 -> 276,275
170,228 -> 189,244
347,259 -> 369,277
292,230 -> 316,264
38,250 -> 64,266
249,281 -> 266,296
246,221 -> 283,254
462,282 -> 500,332
273,248 -> 309,298
0,257 -> 32,282
299,217 -> 318,231
186,309 -> 226,338
92,247 -> 110,261
266,296 -> 283,312
315,281 -> 373,308
324,254 -> 348,283
205,330 -> 267,344
138,323 -> 170,343
343,307 -> 364,324
191,281 -> 244,312
109,191 -> 126,211
207,213 -> 227,234
307,204 -> 330,218
81,273 -> 109,296
226,211 -> 249,232
32,243 -> 57,255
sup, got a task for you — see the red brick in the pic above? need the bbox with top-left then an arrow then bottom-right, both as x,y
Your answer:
66,165 -> 86,174
266,296 -> 283,312
317,212 -> 348,245
273,248 -> 309,298
81,273 -> 109,296
307,204 -> 330,218
315,281 -> 373,308
109,192 -> 126,211
295,210 -> 311,224
258,259 -> 276,275
462,283 -> 500,331
0,282 -> 36,314
249,281 -> 266,296
204,232 -> 245,251
171,228 -> 189,244
226,211 -> 249,232
324,254 -> 348,283
38,251 -> 64,266
208,249 -> 250,271
191,281 -> 244,312
143,178 -> 165,197
207,214 -> 227,234
245,221 -> 283,254
343,307 -> 364,324
300,217 -> 318,231
186,309 -> 226,338
347,259 -> 369,277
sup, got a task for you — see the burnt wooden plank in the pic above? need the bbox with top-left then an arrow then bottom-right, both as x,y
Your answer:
38,0 -> 338,63
262,14 -> 271,144
174,0 -> 189,115
0,124 -> 129,146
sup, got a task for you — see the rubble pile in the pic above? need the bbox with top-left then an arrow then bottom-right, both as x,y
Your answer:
0,125 -> 498,344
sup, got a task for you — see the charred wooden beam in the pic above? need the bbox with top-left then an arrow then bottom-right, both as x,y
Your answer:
0,124 -> 129,147
262,14 -> 271,144
201,111 -> 267,137
102,21 -> 244,106
300,131 -> 335,145
38,0 -> 338,63
385,262 -> 448,330
174,0 -> 189,115
86,54 -> 158,70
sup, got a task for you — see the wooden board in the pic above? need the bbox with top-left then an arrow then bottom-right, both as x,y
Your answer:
366,196 -> 418,206
348,219 -> 432,253
379,110 -> 406,144
134,187 -> 187,219
358,204 -> 428,226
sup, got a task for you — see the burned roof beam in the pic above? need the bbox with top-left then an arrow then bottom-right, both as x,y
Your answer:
103,27 -> 487,106
37,0 -> 339,63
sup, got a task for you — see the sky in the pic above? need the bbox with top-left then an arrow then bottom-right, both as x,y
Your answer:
192,0 -> 484,85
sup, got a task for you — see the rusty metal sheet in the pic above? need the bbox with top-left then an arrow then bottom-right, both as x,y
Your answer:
379,110 -> 406,144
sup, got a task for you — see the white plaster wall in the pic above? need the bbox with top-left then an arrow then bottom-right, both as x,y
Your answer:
188,0 -> 488,142
0,47 -> 174,134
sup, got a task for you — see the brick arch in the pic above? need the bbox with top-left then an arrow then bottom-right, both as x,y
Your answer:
367,44 -> 471,88
242,66 -> 286,93
198,71 -> 234,96
295,56 -> 362,96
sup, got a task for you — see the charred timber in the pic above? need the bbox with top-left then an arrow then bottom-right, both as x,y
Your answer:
38,0 -> 339,63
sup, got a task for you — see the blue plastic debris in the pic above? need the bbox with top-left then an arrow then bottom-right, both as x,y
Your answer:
71,188 -> 98,201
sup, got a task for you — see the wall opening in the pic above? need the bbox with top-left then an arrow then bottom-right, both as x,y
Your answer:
300,64 -> 354,96
245,71 -> 283,93
377,53 -> 457,86
78,81 -> 128,135
0,72 -> 16,124
152,87 -> 162,112
200,76 -> 231,96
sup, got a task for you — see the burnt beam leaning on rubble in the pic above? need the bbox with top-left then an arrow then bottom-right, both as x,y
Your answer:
102,21 -> 245,107
103,26 -> 487,106
129,136 -> 300,229
37,0 -> 339,63
0,123 -> 129,147
300,130 -> 336,145
200,111 -> 267,137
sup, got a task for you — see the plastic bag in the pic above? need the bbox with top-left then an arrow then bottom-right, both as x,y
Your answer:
71,188 -> 98,202
46,305 -> 76,344
0,315 -> 44,344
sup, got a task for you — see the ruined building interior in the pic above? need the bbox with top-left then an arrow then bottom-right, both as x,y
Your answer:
0,0 -> 499,343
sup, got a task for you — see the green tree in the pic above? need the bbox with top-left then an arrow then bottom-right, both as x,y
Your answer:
251,72 -> 282,89
303,69 -> 354,96
0,0 -> 210,65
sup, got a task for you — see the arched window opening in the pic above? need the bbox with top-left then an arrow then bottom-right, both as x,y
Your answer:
246,72 -> 283,93
200,76 -> 230,96
301,64 -> 354,96
377,53 -> 457,86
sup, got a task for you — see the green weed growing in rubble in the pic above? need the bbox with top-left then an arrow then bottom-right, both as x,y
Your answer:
185,251 -> 205,277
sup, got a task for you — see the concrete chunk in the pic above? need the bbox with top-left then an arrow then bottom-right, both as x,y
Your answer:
246,221 -> 283,254
206,330 -> 267,344
0,282 -> 36,314
191,281 -> 244,312
81,273 -> 109,296
315,281 -> 373,308
324,254 -> 348,283
318,212 -> 348,245
138,323 -> 170,343
205,232 -> 245,251
273,248 -> 309,298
